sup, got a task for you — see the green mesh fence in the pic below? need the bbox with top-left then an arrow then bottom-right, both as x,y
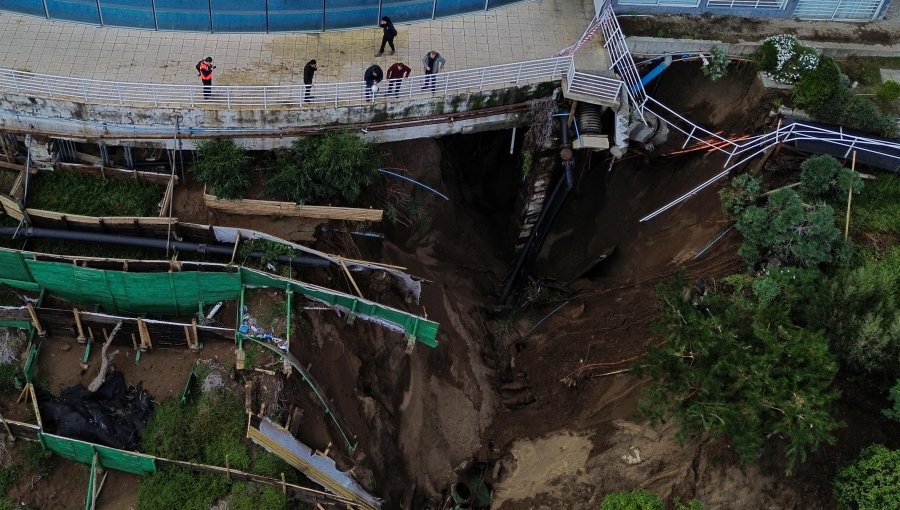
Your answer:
40,432 -> 157,475
0,248 -> 439,346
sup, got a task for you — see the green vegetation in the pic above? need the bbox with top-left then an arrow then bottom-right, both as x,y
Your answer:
833,444 -> 900,510
734,187 -> 843,269
267,133 -> 382,205
876,80 -> 900,105
848,173 -> 900,236
884,379 -> 900,423
193,139 -> 252,199
27,170 -> 163,217
138,389 -> 295,510
634,273 -> 840,474
601,490 -> 663,510
799,154 -> 864,199
758,35 -> 820,84
793,57 -> 843,111
837,55 -> 900,88
701,46 -> 730,81
807,249 -> 900,377
239,238 -> 295,267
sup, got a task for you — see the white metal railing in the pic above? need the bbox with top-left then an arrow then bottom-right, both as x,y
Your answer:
639,115 -> 900,222
706,0 -> 787,8
597,1 -> 647,117
567,71 -> 625,101
0,56 -> 576,110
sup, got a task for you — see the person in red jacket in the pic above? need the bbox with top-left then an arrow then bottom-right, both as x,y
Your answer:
198,57 -> 215,98
386,62 -> 411,97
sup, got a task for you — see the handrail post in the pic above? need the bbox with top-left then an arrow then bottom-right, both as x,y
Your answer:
479,69 -> 485,90
12,71 -> 20,95
116,83 -> 123,105
263,88 -> 268,110
152,88 -> 158,107
81,79 -> 88,102
515,63 -> 523,85
443,74 -> 449,95
190,86 -> 194,108
44,76 -> 52,99
226,88 -> 231,109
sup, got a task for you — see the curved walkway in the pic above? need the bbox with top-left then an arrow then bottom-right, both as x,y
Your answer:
0,0 -> 606,87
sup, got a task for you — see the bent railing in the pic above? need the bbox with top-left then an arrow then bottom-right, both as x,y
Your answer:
0,56 -> 602,110
640,116 -> 900,222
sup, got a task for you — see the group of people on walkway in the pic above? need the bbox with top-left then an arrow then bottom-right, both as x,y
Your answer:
196,17 -> 446,103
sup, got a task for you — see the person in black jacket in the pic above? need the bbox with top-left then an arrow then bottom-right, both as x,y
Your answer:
375,16 -> 397,57
364,64 -> 384,101
303,59 -> 317,102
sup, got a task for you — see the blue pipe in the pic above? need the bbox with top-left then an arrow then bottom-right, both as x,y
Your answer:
640,55 -> 672,87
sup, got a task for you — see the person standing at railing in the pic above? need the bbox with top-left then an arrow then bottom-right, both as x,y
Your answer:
198,57 -> 215,99
386,62 -> 410,97
375,16 -> 398,57
422,51 -> 445,93
364,64 -> 384,102
303,59 -> 317,102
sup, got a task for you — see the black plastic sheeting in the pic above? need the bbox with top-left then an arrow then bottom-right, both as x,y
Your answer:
38,371 -> 154,451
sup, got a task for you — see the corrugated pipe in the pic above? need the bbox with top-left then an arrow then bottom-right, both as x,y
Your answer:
0,227 -> 331,267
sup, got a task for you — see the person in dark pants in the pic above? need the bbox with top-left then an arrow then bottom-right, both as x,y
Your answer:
422,51 -> 445,92
386,62 -> 410,97
364,64 -> 384,101
375,16 -> 397,57
303,59 -> 317,102
198,57 -> 215,98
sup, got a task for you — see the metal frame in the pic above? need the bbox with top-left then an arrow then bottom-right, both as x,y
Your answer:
597,1 -> 647,119
0,56 -> 625,110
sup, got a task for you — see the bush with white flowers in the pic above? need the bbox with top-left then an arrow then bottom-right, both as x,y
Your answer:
758,34 -> 820,84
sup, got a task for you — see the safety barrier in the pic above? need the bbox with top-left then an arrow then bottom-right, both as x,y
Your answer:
0,56 -> 618,110
639,115 -> 900,222
598,1 -> 647,117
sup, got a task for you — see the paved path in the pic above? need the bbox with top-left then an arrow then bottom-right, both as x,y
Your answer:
0,0 -> 606,87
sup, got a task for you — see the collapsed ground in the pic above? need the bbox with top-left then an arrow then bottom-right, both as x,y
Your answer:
0,60 -> 898,509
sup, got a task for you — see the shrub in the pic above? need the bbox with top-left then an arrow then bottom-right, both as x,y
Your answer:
635,274 -> 841,474
799,155 -> 863,200
719,173 -> 762,218
808,250 -> 900,376
229,481 -> 288,510
267,133 -> 382,205
838,55 -> 881,87
735,188 -> 842,269
810,88 -> 898,138
793,57 -> 843,111
702,46 -> 730,81
601,490 -> 664,510
833,444 -> 900,510
193,139 -> 252,199
876,80 -> 900,104
758,35 -> 819,84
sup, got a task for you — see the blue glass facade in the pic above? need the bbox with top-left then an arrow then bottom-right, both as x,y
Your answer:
0,0 -> 533,32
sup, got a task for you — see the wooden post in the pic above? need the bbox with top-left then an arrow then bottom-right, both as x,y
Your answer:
191,319 -> 200,353
73,308 -> 86,343
137,319 -> 152,351
225,454 -> 230,479
281,472 -> 286,494
0,411 -> 15,441
183,326 -> 193,350
230,234 -> 241,265
26,303 -> 46,337
844,151 -> 856,242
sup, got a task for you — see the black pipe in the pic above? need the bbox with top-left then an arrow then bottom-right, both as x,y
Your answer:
0,227 -> 332,268
560,111 -> 570,146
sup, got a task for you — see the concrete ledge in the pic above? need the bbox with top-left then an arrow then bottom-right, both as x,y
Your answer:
626,36 -> 900,58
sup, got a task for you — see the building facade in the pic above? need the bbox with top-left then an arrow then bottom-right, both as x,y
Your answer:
611,0 -> 891,21
0,0 -> 522,32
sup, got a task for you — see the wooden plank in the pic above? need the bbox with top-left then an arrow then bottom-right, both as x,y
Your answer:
203,192 -> 383,222
56,162 -> 176,185
0,194 -> 23,219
